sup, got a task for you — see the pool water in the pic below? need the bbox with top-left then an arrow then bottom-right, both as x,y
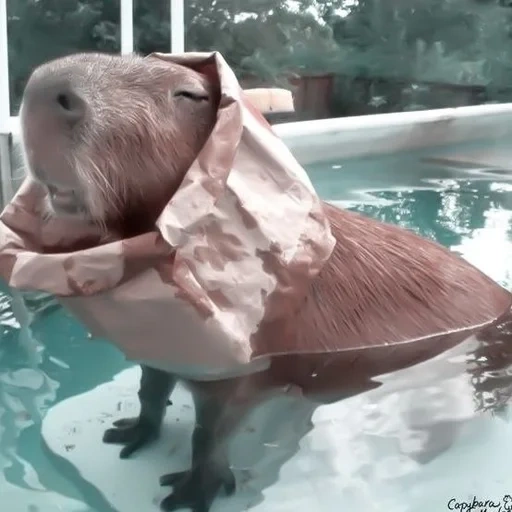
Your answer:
1,150 -> 512,511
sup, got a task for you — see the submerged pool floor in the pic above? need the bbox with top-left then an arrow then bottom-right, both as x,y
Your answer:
2,152 -> 512,511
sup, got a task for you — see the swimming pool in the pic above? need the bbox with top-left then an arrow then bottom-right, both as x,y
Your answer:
1,142 -> 512,511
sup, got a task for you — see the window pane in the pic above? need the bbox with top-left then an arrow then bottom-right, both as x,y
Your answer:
184,0 -> 512,121
8,1 -> 512,120
133,0 -> 172,54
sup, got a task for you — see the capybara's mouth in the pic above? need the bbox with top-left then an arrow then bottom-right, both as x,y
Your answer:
45,183 -> 86,217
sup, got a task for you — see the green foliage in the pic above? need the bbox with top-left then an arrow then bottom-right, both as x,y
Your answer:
6,0 -> 512,116
7,0 -> 119,108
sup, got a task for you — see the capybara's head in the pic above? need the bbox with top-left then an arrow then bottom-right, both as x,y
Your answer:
19,52 -> 219,236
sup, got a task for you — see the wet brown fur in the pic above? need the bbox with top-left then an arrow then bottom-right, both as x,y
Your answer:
296,202 -> 511,355
270,201 -> 512,401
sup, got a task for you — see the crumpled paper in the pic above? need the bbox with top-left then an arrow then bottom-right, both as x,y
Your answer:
0,51 -> 336,375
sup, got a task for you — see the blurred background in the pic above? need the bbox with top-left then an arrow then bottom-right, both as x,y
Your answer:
7,0 -> 512,121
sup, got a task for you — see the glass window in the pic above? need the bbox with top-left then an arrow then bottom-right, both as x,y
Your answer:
7,0 -> 121,115
9,1 -> 512,120
181,0 -> 512,120
133,0 -> 172,54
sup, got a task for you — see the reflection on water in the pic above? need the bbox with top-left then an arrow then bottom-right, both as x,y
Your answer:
1,158 -> 512,509
0,283 -> 129,510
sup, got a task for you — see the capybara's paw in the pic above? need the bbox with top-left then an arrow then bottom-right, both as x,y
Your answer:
102,417 -> 159,459
159,461 -> 236,512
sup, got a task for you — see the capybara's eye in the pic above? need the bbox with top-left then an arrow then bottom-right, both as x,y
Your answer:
173,89 -> 209,102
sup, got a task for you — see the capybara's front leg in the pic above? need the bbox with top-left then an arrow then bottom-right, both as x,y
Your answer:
103,365 -> 177,458
158,381 -> 242,512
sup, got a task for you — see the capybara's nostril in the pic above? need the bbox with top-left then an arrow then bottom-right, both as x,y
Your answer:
54,89 -> 85,123
57,93 -> 72,111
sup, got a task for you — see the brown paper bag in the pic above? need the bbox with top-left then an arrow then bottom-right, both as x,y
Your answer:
0,52 -> 335,375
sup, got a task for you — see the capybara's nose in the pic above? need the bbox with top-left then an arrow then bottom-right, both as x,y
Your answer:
23,74 -> 86,125
52,89 -> 85,123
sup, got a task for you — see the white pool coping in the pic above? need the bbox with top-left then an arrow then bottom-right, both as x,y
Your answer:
273,103 -> 512,165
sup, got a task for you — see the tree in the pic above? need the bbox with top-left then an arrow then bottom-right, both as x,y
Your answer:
7,0 -> 512,116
